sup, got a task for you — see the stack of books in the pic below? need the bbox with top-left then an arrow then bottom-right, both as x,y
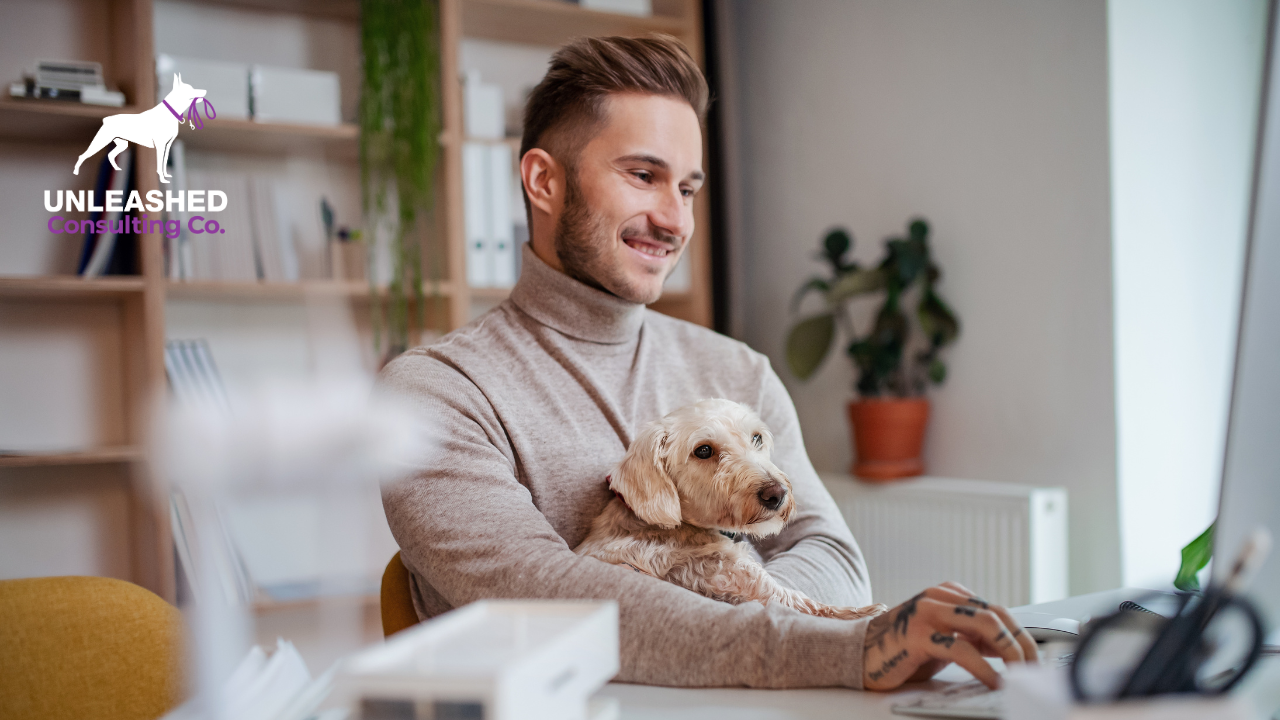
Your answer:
8,59 -> 125,107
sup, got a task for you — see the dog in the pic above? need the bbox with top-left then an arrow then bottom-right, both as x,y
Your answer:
74,73 -> 207,184
575,398 -> 887,621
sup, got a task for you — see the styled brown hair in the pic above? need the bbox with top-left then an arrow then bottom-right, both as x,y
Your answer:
520,34 -> 709,168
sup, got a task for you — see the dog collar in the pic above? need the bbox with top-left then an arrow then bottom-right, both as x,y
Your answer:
604,475 -> 634,513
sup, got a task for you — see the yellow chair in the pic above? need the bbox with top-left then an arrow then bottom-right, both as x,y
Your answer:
381,551 -> 421,638
0,575 -> 185,720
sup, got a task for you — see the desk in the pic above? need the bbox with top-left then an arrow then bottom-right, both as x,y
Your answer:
597,588 -> 1152,720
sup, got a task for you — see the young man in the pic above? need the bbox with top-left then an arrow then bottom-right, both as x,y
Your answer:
381,34 -> 1035,690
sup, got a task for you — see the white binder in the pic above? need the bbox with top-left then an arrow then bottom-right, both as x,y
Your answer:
488,143 -> 516,287
463,142 -> 492,287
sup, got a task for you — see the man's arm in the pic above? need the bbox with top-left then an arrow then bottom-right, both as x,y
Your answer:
750,362 -> 876,608
379,353 -> 870,689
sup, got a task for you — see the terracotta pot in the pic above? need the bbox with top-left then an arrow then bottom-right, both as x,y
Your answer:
847,397 -> 930,481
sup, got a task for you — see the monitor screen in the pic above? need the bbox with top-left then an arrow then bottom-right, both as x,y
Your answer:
1213,0 -> 1280,642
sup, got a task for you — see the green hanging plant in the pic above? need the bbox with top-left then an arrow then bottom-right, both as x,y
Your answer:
360,0 -> 443,362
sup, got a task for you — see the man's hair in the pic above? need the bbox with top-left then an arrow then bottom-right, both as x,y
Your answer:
520,34 -> 709,171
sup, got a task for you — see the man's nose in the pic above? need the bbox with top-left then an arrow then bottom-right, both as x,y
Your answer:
648,186 -> 692,240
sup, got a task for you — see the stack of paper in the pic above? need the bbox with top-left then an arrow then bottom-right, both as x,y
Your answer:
162,639 -> 341,720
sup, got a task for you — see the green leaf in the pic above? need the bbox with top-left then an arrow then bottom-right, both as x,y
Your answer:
827,268 -> 886,303
909,218 -> 929,241
1174,522 -> 1215,592
928,359 -> 947,384
786,313 -> 836,380
822,228 -> 853,270
790,277 -> 830,313
918,291 -> 961,347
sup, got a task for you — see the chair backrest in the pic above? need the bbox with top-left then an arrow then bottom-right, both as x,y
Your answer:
381,551 -> 421,637
0,575 -> 185,720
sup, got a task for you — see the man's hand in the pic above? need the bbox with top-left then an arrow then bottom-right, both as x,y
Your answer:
861,582 -> 1038,691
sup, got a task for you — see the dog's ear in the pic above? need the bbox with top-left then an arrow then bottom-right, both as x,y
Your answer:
172,72 -> 181,88
611,422 -> 681,528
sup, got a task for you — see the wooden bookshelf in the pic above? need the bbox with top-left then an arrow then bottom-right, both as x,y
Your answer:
180,118 -> 360,159
0,276 -> 146,299
166,279 -> 459,301
0,446 -> 143,469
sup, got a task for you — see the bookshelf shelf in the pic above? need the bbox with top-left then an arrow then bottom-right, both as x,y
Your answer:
181,118 -> 360,159
166,280 -> 458,301
252,591 -> 379,614
0,446 -> 143,469
0,276 -> 147,299
461,0 -> 688,46
0,99 -> 142,143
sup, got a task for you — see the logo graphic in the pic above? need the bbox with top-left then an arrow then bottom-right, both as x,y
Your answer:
73,73 -> 215,184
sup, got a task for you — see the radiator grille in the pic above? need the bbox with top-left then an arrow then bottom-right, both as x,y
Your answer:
822,474 -> 1068,608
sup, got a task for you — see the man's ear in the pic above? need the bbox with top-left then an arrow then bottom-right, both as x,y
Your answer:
610,422 -> 681,528
520,147 -> 560,217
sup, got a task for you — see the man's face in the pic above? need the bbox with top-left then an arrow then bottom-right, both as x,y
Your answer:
553,93 -> 705,305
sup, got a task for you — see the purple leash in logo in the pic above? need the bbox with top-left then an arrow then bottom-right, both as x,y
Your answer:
163,97 -> 216,129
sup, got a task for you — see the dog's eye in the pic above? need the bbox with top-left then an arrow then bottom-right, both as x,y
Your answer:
693,444 -> 715,460
752,433 -> 763,448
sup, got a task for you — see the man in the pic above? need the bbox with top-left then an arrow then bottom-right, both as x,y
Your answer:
382,34 -> 1035,690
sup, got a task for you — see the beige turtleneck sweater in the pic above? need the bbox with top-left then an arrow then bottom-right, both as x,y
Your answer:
380,244 -> 875,688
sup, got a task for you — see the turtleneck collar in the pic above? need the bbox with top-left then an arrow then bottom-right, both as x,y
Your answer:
508,243 -> 646,344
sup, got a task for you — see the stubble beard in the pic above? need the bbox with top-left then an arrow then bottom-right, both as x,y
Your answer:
554,169 -> 672,305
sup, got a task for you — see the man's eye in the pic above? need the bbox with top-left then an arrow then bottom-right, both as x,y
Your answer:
681,187 -> 694,198
694,444 -> 714,459
752,433 -> 763,448
632,171 -> 653,183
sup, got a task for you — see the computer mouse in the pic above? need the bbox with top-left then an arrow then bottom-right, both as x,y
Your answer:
1009,611 -> 1080,642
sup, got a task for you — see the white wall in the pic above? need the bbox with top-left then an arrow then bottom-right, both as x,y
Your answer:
1109,0 -> 1267,588
726,0 -> 1120,594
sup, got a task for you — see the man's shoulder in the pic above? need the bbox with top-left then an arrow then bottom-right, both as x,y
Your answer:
380,303 -> 522,388
641,309 -> 771,373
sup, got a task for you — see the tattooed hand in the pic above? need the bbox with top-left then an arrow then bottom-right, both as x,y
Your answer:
861,581 -> 1038,691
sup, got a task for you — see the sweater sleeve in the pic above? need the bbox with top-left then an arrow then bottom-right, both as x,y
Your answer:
379,352 -> 870,689
750,361 -> 877,609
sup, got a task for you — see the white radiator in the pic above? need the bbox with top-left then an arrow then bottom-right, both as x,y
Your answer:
822,474 -> 1068,608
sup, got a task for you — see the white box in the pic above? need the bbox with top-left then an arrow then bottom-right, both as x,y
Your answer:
489,143 -> 516,288
250,65 -> 341,126
336,600 -> 619,720
580,0 -> 652,17
463,142 -> 492,287
157,54 -> 250,120
464,71 -> 505,139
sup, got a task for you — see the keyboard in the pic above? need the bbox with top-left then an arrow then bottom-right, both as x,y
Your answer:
890,680 -> 1002,719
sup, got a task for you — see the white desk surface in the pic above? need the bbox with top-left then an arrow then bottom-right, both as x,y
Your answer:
597,588 -> 1153,720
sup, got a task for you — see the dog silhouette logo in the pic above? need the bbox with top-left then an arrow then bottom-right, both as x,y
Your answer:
73,73 -> 215,184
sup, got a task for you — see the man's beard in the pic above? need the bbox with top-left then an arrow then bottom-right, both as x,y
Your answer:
554,170 -> 677,305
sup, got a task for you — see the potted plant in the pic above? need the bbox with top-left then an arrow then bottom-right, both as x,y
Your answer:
785,218 -> 960,481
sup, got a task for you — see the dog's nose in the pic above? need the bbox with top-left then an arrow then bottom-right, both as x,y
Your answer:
757,482 -> 786,511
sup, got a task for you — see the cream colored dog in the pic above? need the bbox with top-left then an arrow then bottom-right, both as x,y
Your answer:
576,398 -> 886,620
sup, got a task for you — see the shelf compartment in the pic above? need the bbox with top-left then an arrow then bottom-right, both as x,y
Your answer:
461,0 -> 689,46
180,118 -> 360,159
0,276 -> 146,299
0,100 -> 142,143
0,446 -> 143,469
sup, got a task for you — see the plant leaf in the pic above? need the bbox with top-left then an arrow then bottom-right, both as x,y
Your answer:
1173,522 -> 1215,592
786,313 -> 836,380
918,290 -> 960,347
790,277 -> 830,313
822,228 -> 853,270
827,268 -> 886,303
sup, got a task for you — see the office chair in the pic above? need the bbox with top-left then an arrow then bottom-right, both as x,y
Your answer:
0,575 -> 185,720
381,551 -> 421,637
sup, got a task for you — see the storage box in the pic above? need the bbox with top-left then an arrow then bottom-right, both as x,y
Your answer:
157,54 -> 250,120
335,600 -> 619,720
250,65 -> 341,126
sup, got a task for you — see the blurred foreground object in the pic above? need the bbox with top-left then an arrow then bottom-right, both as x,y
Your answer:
336,601 -> 619,720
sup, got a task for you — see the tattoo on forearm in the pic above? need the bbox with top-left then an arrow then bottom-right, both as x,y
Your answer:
966,596 -> 989,609
930,632 -> 955,649
954,605 -> 976,617
893,593 -> 924,636
868,649 -> 909,681
866,592 -> 926,652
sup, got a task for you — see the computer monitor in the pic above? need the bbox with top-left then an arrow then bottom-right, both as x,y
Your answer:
1213,0 -> 1280,644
